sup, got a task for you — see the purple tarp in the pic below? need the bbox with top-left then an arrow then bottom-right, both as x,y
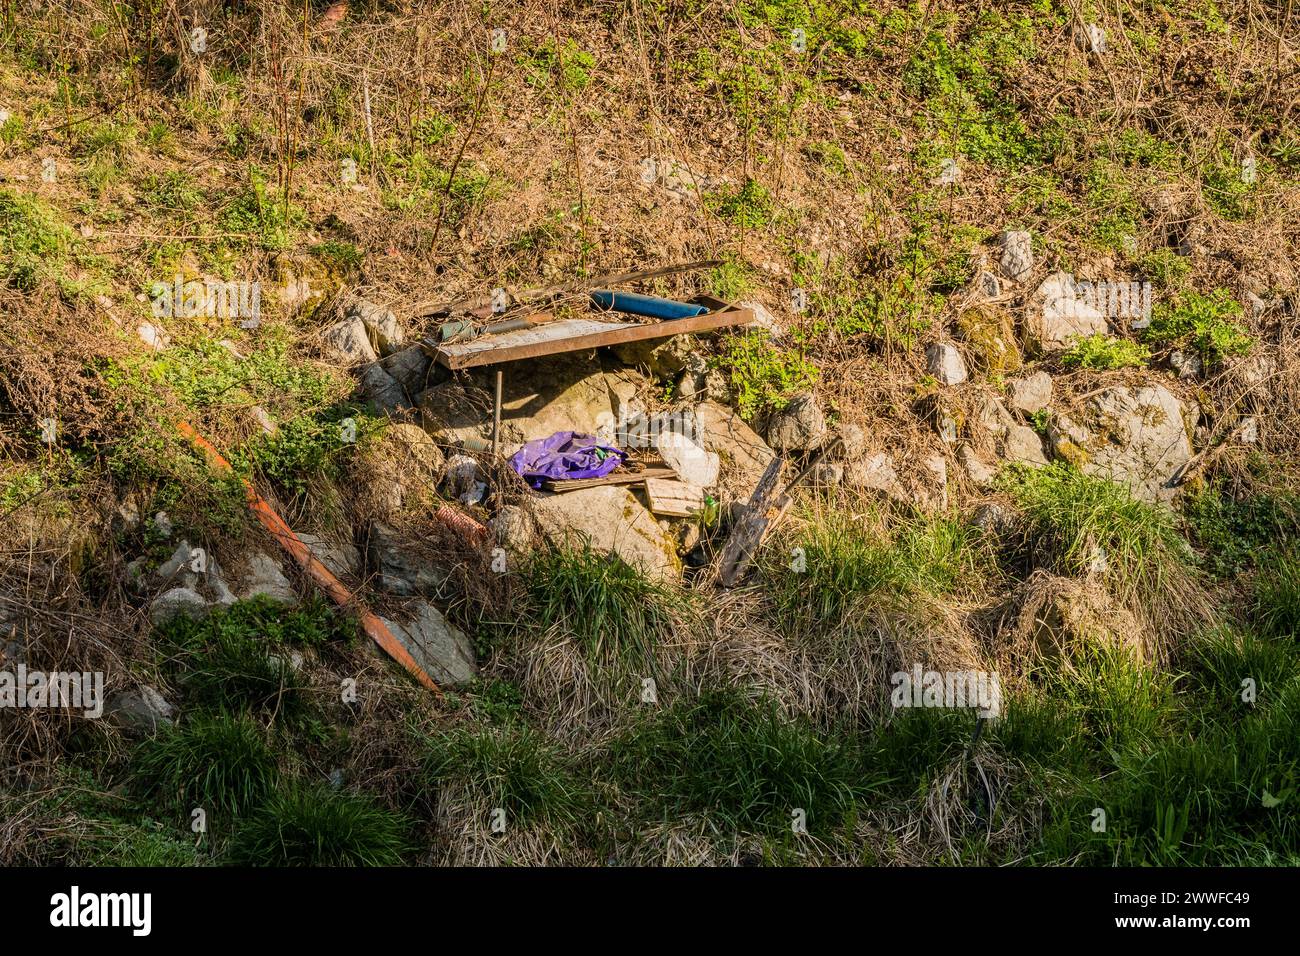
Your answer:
510,431 -> 627,489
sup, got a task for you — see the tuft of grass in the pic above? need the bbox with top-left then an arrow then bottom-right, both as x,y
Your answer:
1253,550 -> 1300,639
132,712 -> 279,817
83,823 -> 206,867
517,546 -> 688,667
1001,463 -> 1196,616
228,786 -> 411,866
159,597 -> 350,718
767,508 -> 991,636
610,689 -> 884,836
420,723 -> 590,826
1060,334 -> 1150,371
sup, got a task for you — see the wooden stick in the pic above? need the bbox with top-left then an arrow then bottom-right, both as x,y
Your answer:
177,421 -> 442,695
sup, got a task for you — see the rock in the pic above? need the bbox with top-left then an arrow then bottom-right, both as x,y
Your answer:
737,300 -> 785,339
604,372 -> 645,431
368,522 -> 449,596
958,445 -> 997,487
840,425 -> 902,494
763,392 -> 826,451
386,422 -> 444,472
346,297 -> 404,356
1026,272 -> 1108,352
926,342 -> 969,385
1047,384 -> 1191,503
914,453 -> 949,512
421,356 -> 639,453
1003,424 -> 1049,467
1168,349 -> 1201,380
936,409 -> 960,444
970,502 -> 1019,536
703,368 -> 731,403
998,230 -> 1034,281
610,335 -> 697,378
360,363 -> 410,413
1229,350 -> 1277,403
381,346 -> 434,395
151,539 -> 202,591
676,368 -> 701,400
646,156 -> 719,201
976,396 -> 1016,439
137,321 -> 170,351
321,315 -> 378,366
656,430 -> 720,488
236,551 -> 297,604
695,400 -> 775,499
956,306 -> 1022,375
491,505 -> 539,555
811,462 -> 843,487
251,405 -> 278,436
532,486 -> 681,582
296,532 -> 361,580
105,685 -> 175,733
381,600 -> 477,686
149,587 -> 208,626
1006,371 -> 1053,414
1240,416 -> 1259,444
978,270 -> 1001,298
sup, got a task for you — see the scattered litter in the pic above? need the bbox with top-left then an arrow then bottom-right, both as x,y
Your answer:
510,431 -> 627,490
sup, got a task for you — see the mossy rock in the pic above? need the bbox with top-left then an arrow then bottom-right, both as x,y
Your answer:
956,306 -> 1023,376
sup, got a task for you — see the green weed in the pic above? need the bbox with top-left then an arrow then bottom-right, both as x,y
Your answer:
228,785 -> 411,866
1060,334 -> 1150,371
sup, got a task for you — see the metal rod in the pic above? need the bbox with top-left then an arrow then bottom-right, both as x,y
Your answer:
492,368 -> 502,456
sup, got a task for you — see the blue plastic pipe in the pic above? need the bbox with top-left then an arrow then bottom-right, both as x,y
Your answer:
590,290 -> 709,319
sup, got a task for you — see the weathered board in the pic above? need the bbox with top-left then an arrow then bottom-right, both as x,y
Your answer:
718,456 -> 788,587
643,478 -> 705,517
425,304 -> 754,370
538,466 -> 677,493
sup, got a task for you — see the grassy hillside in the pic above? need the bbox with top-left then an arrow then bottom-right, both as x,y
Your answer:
1,0 -> 1298,866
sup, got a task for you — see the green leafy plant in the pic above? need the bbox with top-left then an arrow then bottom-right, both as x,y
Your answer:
706,178 -> 774,229
1060,334 -> 1150,370
711,330 -> 818,418
1145,289 -> 1253,367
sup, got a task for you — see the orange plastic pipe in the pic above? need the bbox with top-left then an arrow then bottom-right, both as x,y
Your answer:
176,421 -> 441,696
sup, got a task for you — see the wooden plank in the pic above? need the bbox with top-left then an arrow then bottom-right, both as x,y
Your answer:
425,305 -> 754,369
718,456 -> 787,587
412,259 -> 724,317
714,438 -> 842,587
644,478 -> 705,517
539,466 -> 677,493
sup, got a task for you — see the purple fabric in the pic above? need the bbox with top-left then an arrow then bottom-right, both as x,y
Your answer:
510,431 -> 627,489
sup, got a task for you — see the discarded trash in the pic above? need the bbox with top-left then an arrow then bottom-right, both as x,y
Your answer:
510,431 -> 628,489
590,290 -> 709,320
